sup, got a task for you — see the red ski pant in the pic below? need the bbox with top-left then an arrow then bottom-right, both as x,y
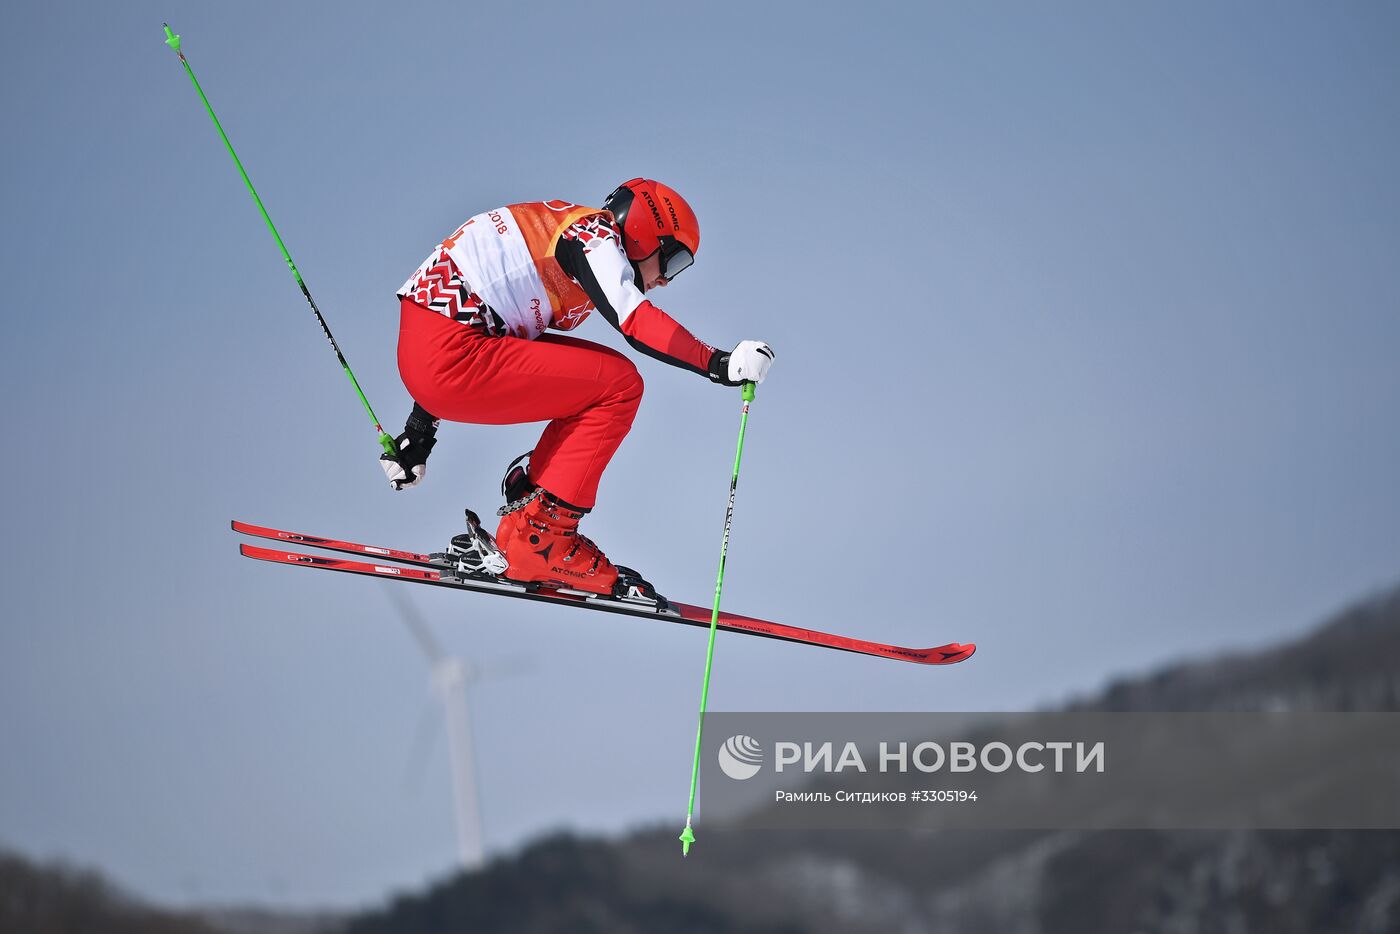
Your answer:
396,298 -> 642,510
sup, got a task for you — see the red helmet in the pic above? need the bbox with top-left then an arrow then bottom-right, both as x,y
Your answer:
603,178 -> 700,280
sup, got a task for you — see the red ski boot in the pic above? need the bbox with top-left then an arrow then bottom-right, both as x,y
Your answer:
496,491 -> 621,595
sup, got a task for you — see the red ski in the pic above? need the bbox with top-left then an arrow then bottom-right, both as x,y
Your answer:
232,520 -> 438,566
233,522 -> 976,667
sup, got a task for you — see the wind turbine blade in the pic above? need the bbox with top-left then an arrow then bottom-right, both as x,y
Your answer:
384,582 -> 445,663
475,654 -> 537,682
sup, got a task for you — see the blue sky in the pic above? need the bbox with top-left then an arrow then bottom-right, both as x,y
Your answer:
1,0 -> 1397,909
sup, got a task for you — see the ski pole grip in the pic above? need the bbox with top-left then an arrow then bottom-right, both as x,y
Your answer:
742,381 -> 756,402
163,23 -> 181,52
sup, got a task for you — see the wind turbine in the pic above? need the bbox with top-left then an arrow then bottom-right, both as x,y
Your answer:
385,585 -> 486,871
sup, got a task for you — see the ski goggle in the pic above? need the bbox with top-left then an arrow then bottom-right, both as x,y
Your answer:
657,236 -> 695,281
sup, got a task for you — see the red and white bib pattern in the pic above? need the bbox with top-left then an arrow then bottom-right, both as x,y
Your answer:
398,201 -> 606,341
398,248 -> 505,335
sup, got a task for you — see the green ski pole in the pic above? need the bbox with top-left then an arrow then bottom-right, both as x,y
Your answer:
679,380 -> 757,857
162,24 -> 397,457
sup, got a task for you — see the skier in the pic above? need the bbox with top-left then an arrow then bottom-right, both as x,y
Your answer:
379,179 -> 775,597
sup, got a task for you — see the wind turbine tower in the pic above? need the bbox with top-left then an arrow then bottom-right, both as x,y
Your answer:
387,586 -> 485,871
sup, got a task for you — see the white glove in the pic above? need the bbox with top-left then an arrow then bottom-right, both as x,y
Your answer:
381,445 -> 428,490
727,340 -> 775,384
380,405 -> 438,490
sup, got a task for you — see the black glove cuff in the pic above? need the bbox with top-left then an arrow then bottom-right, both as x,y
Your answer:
405,402 -> 440,441
390,402 -> 439,470
707,348 -> 741,387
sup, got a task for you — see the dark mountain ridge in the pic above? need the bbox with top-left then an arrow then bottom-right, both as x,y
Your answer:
341,582 -> 1400,933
